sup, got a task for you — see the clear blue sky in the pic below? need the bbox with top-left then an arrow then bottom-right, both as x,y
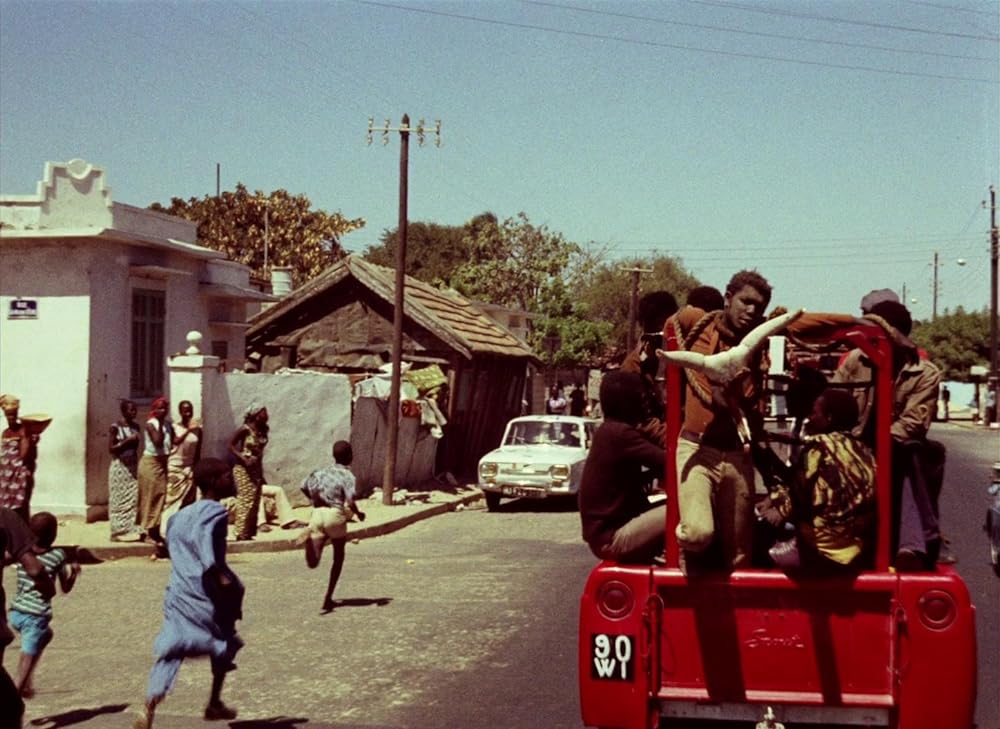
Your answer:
2,0 -> 997,320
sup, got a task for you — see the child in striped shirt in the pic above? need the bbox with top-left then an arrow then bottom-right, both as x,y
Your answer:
8,511 -> 80,698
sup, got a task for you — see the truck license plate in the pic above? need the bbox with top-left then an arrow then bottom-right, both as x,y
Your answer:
591,633 -> 634,681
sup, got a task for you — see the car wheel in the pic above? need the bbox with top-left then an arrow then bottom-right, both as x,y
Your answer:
485,491 -> 502,512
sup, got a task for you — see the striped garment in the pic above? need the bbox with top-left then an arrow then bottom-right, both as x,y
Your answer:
11,547 -> 69,618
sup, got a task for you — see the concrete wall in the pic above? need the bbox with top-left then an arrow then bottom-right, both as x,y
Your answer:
194,368 -> 354,506
0,242 -> 93,515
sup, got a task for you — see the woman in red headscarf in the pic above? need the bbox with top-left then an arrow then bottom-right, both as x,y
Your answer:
137,397 -> 174,553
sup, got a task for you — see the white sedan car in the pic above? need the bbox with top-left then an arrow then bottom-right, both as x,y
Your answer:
478,415 -> 599,511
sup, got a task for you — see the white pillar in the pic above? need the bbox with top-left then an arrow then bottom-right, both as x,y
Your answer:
168,331 -> 221,441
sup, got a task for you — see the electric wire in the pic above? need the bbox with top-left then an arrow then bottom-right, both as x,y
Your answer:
354,1 -> 998,84
525,0 -> 998,61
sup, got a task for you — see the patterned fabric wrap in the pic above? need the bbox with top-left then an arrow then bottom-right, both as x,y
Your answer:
232,464 -> 262,540
0,437 -> 29,510
797,432 -> 877,527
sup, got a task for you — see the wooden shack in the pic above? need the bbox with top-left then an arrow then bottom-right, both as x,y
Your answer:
245,255 -> 539,481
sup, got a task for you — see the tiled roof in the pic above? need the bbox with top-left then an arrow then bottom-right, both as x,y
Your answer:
248,255 -> 539,362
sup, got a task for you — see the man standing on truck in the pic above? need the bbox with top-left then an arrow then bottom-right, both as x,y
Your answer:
665,269 -> 773,573
834,300 -> 943,570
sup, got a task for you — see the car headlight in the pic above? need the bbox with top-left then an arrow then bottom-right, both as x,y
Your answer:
480,462 -> 498,479
550,464 -> 570,479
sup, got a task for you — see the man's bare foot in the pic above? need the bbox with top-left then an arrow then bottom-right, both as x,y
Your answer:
133,702 -> 156,729
320,600 -> 336,614
19,684 -> 34,698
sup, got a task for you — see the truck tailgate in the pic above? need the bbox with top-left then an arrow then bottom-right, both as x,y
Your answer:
654,569 -> 897,708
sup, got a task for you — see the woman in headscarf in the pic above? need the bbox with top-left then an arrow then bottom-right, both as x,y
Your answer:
228,404 -> 269,541
160,400 -> 202,538
108,399 -> 144,541
137,397 -> 174,551
0,394 -> 36,520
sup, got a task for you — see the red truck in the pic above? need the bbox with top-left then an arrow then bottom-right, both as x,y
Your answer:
578,313 -> 976,729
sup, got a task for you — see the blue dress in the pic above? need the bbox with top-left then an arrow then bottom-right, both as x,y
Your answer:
146,500 -> 244,700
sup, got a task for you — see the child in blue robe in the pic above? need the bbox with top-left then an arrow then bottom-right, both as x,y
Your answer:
134,457 -> 244,729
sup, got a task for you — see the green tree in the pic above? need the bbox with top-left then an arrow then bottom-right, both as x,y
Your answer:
451,212 -> 580,312
363,216 -> 488,287
911,307 -> 992,381
149,184 -> 364,285
575,255 -> 702,362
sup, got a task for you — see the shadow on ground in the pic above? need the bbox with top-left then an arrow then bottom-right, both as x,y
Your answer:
487,497 -> 578,514
331,597 -> 392,608
229,720 -> 409,729
29,703 -> 128,727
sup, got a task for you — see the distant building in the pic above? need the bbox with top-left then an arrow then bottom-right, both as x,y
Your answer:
245,255 -> 540,480
0,159 -> 270,518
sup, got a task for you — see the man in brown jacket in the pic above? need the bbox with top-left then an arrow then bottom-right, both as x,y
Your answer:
665,270 -> 772,572
833,300 -> 943,570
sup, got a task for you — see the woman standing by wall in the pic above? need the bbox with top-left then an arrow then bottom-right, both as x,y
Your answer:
137,397 -> 173,550
0,394 -> 37,520
160,400 -> 202,537
108,399 -> 143,541
228,404 -> 269,541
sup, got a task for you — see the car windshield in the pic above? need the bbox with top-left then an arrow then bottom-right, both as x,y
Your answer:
504,421 -> 581,447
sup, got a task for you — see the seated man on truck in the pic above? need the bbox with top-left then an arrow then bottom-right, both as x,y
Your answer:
579,371 -> 666,564
762,388 -> 877,572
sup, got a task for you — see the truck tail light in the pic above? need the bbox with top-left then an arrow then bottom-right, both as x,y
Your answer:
918,589 -> 957,630
596,580 -> 634,620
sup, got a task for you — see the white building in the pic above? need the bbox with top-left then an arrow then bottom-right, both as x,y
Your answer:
0,159 -> 270,519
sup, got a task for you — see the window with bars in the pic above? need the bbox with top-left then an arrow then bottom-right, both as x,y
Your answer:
131,289 -> 165,399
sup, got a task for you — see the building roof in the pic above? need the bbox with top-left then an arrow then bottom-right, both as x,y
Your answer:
248,255 -> 540,363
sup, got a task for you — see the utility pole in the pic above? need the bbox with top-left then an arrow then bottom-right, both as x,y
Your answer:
932,251 -> 939,321
368,115 -> 441,504
621,265 -> 653,354
989,185 -> 999,427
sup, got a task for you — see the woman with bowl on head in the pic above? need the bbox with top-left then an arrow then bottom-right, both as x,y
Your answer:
0,394 -> 40,520
228,404 -> 269,541
108,399 -> 144,541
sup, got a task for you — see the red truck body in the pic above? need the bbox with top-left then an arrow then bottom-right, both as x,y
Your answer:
578,314 -> 976,728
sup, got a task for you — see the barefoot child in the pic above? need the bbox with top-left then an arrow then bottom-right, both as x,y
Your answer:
298,440 -> 365,613
8,511 -> 81,698
135,458 -> 244,729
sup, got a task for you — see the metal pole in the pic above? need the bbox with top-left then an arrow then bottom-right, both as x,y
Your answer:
626,269 -> 639,354
383,114 -> 410,505
932,251 -> 939,321
990,185 -> 998,426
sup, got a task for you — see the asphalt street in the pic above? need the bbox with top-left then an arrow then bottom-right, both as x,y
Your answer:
4,498 -> 593,729
2,423 -> 996,729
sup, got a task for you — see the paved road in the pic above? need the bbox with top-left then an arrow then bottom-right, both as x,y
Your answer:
4,424 -> 996,729
933,425 -> 1000,729
4,499 -> 593,729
